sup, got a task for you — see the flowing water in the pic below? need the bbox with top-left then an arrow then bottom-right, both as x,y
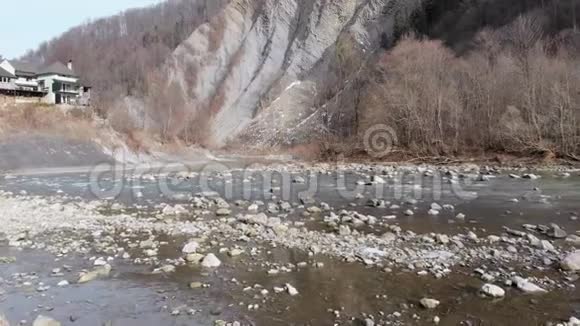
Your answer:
1,162 -> 580,325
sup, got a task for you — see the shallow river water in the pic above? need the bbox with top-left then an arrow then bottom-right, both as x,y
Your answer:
1,161 -> 580,325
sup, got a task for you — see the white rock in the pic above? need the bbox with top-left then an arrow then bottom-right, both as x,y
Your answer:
229,248 -> 244,257
562,251 -> 580,271
512,276 -> 547,294
286,283 -> 299,296
57,280 -> 69,287
32,315 -> 61,326
420,298 -> 440,309
428,209 -> 440,216
153,265 -> 176,274
78,264 -> 112,284
201,254 -> 221,268
566,317 -> 580,326
480,283 -> 505,298
371,176 -> 386,184
431,203 -> 443,211
182,241 -> 200,254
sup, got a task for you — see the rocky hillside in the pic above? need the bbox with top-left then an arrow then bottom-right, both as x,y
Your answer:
161,0 -> 423,146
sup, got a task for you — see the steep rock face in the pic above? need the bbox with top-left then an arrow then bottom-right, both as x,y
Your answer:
166,0 -> 423,146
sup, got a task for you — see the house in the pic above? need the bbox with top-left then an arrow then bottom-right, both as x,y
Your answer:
0,59 -> 91,106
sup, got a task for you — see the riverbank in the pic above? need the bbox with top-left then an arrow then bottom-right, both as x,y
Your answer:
1,163 -> 580,325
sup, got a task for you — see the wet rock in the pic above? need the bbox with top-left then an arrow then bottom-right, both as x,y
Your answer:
367,199 -> 385,208
216,208 -> 231,216
436,234 -> 450,244
548,224 -> 567,239
228,248 -> 244,257
512,276 -> 548,294
363,318 -> 375,326
78,264 -> 112,284
139,239 -> 156,249
293,176 -> 306,184
420,298 -> 440,309
153,265 -> 176,274
566,235 -> 580,246
561,251 -> 580,271
371,176 -> 386,184
522,174 -> 539,180
286,283 -> 299,296
307,206 -> 322,214
186,253 -> 204,263
57,280 -> 69,287
480,283 -> 506,298
428,209 -> 440,216
201,254 -> 221,268
456,213 -> 466,220
189,282 -> 203,289
32,315 -> 60,326
93,257 -> 107,266
431,203 -> 443,211
540,240 -> 555,252
182,241 -> 200,254
404,209 -> 414,216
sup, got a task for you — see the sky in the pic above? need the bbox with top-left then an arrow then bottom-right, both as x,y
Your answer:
0,0 -> 165,60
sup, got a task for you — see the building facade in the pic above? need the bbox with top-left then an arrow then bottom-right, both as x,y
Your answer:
0,60 -> 91,106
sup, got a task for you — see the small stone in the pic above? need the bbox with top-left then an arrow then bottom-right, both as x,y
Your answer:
57,280 -> 69,287
200,254 -> 221,268
428,209 -> 440,216
153,265 -> 176,274
480,283 -> 505,298
512,276 -> 547,294
186,253 -> 204,263
364,318 -> 375,326
182,241 -> 200,254
93,257 -> 107,266
420,298 -> 440,309
436,234 -> 449,244
307,207 -> 322,214
562,251 -> 580,271
216,208 -> 231,216
286,283 -> 299,296
32,315 -> 60,326
189,282 -> 203,289
78,264 -> 112,284
228,249 -> 244,257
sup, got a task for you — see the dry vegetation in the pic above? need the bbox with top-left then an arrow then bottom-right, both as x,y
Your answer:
0,99 -> 98,141
344,15 -> 580,160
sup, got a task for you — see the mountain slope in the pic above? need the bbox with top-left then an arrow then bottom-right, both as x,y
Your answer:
163,0 -> 423,146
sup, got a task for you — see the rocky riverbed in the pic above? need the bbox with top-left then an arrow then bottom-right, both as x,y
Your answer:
1,162 -> 580,325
